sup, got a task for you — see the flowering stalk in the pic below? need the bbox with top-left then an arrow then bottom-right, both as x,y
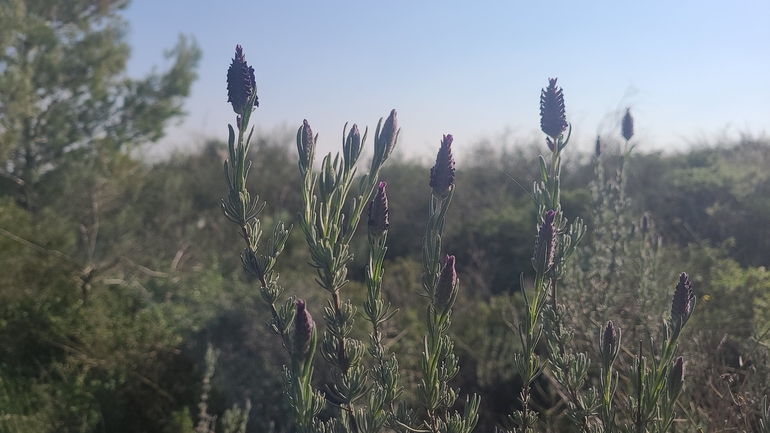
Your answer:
585,109 -> 637,317
599,321 -> 621,432
296,112 -> 398,432
627,273 -> 695,433
414,135 -> 480,433
285,300 -> 325,433
223,45 -> 321,431
361,182 -> 403,433
507,78 -> 588,432
221,45 -> 293,347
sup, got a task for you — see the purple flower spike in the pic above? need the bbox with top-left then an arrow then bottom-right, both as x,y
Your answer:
227,45 -> 257,115
429,134 -> 456,199
600,320 -> 620,368
540,78 -> 568,140
671,272 -> 695,322
368,181 -> 389,239
293,299 -> 314,362
602,321 -> 617,357
622,108 -> 634,141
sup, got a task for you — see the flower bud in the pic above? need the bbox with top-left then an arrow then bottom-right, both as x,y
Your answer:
622,108 -> 634,141
297,119 -> 315,173
377,109 -> 398,158
344,123 -> 362,169
226,45 -> 257,115
595,136 -> 602,157
671,272 -> 695,322
532,210 -> 556,271
368,182 -> 389,239
429,134 -> 456,199
293,299 -> 314,363
433,255 -> 457,315
600,321 -> 619,367
672,356 -> 684,385
668,356 -> 685,397
540,78 -> 568,140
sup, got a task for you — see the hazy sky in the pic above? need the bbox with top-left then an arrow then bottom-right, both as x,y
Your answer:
123,0 -> 769,159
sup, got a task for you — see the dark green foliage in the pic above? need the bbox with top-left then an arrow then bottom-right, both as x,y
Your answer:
625,139 -> 770,267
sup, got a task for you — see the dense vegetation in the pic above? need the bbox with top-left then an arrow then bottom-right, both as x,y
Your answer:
2,1 -> 770,432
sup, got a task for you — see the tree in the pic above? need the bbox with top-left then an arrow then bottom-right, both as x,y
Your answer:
0,0 -> 200,211
0,2 -> 202,431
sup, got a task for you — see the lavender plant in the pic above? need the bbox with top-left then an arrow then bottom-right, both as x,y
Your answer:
222,45 -> 323,432
502,78 -> 588,432
293,110 -> 397,432
220,46 -> 697,433
499,80 -> 698,433
414,134 -> 480,433
221,45 -> 478,433
582,109 -> 639,323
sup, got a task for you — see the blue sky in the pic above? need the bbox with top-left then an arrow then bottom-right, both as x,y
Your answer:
123,0 -> 769,159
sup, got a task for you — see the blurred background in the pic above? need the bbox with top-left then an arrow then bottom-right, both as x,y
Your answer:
123,0 -> 769,159
1,1 -> 769,432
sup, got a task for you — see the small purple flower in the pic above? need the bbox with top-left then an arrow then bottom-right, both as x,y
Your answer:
600,320 -> 621,369
533,210 -> 557,271
434,255 -> 458,315
622,108 -> 634,141
368,182 -> 389,239
293,299 -> 314,362
540,78 -> 568,140
227,45 -> 257,115
671,272 -> 695,321
429,134 -> 456,199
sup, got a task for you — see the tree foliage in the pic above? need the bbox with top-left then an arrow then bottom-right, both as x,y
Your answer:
0,0 -> 200,211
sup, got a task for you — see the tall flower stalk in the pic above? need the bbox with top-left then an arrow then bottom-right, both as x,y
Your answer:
221,45 -> 293,347
361,182 -> 404,433
507,78 -> 587,432
626,273 -> 695,433
286,300 -> 325,433
537,79 -> 591,430
415,134 -> 480,433
221,45 -> 322,430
